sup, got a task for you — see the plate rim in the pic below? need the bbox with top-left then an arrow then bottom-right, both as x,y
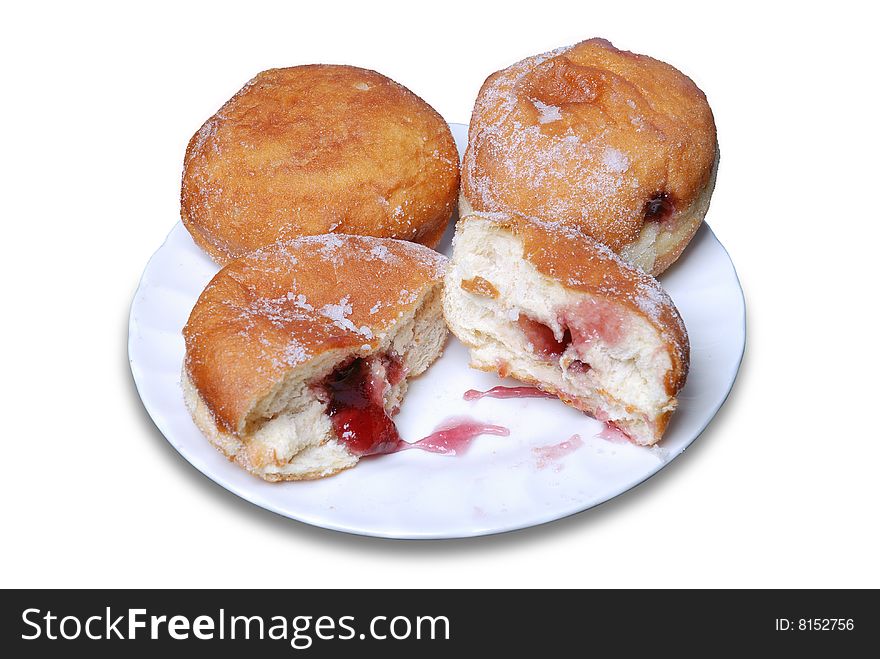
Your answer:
127,123 -> 746,540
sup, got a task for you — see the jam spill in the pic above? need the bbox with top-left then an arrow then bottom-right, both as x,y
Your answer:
398,417 -> 510,456
323,358 -> 509,457
463,386 -> 556,401
597,423 -> 630,444
533,434 -> 584,470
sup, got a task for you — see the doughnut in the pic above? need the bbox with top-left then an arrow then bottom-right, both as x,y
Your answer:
182,234 -> 448,480
443,211 -> 689,445
181,65 -> 460,264
461,38 -> 718,276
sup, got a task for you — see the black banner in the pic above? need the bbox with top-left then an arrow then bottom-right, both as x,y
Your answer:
1,589 -> 875,655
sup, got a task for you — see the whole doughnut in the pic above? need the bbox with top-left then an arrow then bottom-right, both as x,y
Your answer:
462,38 -> 718,275
182,65 -> 460,264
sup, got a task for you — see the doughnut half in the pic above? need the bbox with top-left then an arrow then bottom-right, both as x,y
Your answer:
181,65 -> 459,264
443,211 -> 689,445
182,235 -> 448,481
462,38 -> 718,276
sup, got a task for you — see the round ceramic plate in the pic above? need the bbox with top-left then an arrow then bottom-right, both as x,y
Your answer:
128,123 -> 745,539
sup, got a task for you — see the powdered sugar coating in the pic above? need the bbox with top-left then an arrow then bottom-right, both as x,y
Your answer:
531,99 -> 562,124
183,235 -> 447,432
462,38 -> 717,254
319,296 -> 374,338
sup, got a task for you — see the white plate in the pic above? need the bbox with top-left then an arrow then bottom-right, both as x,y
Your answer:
128,123 -> 745,539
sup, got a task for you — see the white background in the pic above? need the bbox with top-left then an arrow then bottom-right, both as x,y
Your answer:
2,1 -> 878,588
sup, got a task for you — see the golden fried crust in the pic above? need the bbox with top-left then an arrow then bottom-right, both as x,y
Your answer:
463,38 -> 716,255
182,235 -> 447,433
181,65 -> 459,263
470,212 -> 689,395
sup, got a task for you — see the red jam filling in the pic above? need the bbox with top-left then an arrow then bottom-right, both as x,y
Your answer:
567,360 -> 591,374
322,356 -> 511,458
383,352 -> 406,386
323,357 -> 401,456
517,316 -> 571,358
644,192 -> 674,222
517,303 -> 623,373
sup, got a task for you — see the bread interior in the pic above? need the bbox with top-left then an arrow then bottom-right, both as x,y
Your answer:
443,215 -> 676,445
184,286 -> 447,480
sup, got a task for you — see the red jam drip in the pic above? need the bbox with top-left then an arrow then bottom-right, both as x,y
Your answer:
324,358 -> 509,458
533,434 -> 584,470
398,417 -> 510,456
324,358 -> 401,456
644,192 -> 674,222
517,316 -> 571,358
463,386 -> 556,401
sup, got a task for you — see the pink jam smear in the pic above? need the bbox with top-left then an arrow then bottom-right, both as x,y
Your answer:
463,386 -> 556,401
533,434 -> 584,470
591,409 -> 633,443
597,424 -> 630,444
563,299 -> 623,348
397,417 -> 510,456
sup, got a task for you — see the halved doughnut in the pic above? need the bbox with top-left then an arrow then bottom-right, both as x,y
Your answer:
443,212 -> 688,445
182,235 -> 448,480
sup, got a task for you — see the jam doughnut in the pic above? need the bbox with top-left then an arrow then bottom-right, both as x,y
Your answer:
182,235 -> 448,480
443,212 -> 689,445
462,38 -> 718,275
181,65 -> 459,264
